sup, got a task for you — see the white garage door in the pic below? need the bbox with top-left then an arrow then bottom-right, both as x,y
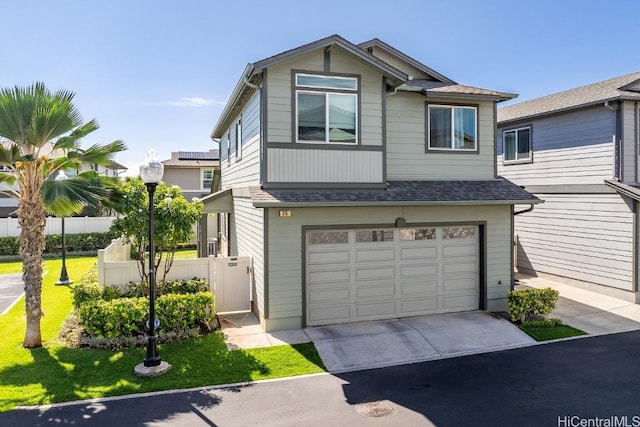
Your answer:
306,226 -> 479,326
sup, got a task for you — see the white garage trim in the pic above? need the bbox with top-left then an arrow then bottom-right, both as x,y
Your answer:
304,224 -> 482,326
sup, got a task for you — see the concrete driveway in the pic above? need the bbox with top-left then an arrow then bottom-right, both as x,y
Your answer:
0,273 -> 23,315
304,311 -> 535,373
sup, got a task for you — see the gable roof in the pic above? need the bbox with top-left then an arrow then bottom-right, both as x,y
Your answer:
498,72 -> 640,124
357,38 -> 455,84
162,150 -> 220,167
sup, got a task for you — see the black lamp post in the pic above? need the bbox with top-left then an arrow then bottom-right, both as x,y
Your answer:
135,150 -> 171,377
55,170 -> 73,286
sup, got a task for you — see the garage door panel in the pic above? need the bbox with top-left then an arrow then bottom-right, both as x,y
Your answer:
356,265 -> 395,281
400,246 -> 437,260
355,283 -> 395,299
356,301 -> 396,318
443,244 -> 477,258
400,263 -> 437,279
306,225 -> 480,326
308,268 -> 350,285
308,286 -> 350,304
443,259 -> 477,275
355,247 -> 395,262
401,280 -> 438,295
400,297 -> 438,314
308,305 -> 351,323
442,294 -> 478,311
308,249 -> 350,265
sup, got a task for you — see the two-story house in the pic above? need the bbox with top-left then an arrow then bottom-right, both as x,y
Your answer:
497,72 -> 640,303
204,35 -> 539,332
161,150 -> 220,201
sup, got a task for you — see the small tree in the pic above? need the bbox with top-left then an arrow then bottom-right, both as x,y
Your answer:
110,177 -> 204,287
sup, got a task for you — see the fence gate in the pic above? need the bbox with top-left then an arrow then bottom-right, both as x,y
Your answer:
213,256 -> 251,313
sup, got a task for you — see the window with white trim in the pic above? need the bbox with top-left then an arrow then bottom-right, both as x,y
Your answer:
202,169 -> 214,190
503,126 -> 531,164
295,73 -> 358,144
427,105 -> 477,151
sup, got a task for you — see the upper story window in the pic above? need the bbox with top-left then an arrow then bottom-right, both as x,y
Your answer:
503,126 -> 531,164
427,105 -> 477,151
202,169 -> 214,190
295,73 -> 358,144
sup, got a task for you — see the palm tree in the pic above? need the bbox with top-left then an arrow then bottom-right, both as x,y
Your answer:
0,82 -> 126,348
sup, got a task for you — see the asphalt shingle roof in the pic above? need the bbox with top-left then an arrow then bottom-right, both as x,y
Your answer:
498,72 -> 640,123
249,179 -> 540,207
405,80 -> 513,99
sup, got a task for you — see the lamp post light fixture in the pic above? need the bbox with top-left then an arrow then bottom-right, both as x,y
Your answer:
54,170 -> 73,286
135,150 -> 171,377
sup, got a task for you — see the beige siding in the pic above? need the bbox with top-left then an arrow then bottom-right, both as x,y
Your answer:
386,93 -> 496,180
267,148 -> 383,183
515,194 -> 633,290
221,91 -> 261,189
266,47 -> 384,147
368,46 -> 432,79
163,168 -> 201,192
622,101 -> 638,182
267,50 -> 324,143
265,204 -> 512,331
232,195 -> 265,320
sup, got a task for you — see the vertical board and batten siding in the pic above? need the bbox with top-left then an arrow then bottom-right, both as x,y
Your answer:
368,46 -> 432,79
232,196 -> 265,319
163,168 -> 201,192
221,91 -> 261,189
386,94 -> 496,180
267,149 -> 382,183
515,194 -> 634,290
622,101 -> 639,182
497,107 -> 616,185
264,205 -> 512,331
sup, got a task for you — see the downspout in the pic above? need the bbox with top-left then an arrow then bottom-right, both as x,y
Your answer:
243,74 -> 263,185
514,204 -> 535,216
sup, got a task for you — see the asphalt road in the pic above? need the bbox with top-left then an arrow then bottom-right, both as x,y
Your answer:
2,331 -> 640,427
0,273 -> 23,315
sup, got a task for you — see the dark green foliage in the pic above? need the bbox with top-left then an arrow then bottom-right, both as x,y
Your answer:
0,231 -> 117,256
508,287 -> 560,323
521,318 -> 563,328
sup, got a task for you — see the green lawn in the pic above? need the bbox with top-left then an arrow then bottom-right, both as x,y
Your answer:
520,324 -> 587,341
0,257 -> 325,412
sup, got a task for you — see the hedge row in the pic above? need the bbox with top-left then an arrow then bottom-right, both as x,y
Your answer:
0,231 -> 118,256
507,287 -> 560,323
78,292 -> 215,338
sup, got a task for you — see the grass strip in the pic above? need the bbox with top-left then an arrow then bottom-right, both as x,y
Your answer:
520,324 -> 587,341
0,257 -> 325,412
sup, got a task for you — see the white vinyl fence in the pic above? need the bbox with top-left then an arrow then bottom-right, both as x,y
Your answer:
97,238 -> 215,289
0,216 -> 116,236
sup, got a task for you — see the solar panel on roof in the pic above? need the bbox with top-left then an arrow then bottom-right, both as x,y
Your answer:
177,151 -> 217,160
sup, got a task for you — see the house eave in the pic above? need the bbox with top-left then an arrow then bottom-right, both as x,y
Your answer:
604,179 -> 640,201
252,199 -> 543,208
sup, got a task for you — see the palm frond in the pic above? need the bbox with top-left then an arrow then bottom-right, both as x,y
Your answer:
53,119 -> 100,151
0,143 -> 22,166
70,140 -> 127,166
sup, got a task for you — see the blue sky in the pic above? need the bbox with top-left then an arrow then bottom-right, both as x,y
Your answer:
2,0 -> 639,175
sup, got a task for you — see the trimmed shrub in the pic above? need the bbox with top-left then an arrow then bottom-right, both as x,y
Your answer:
0,231 -> 117,256
521,318 -> 563,329
0,236 -> 19,256
160,278 -> 209,295
78,292 -> 215,338
508,287 -> 560,323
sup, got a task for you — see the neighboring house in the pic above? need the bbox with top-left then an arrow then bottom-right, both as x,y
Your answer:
0,140 -> 128,217
497,72 -> 640,303
161,150 -> 220,201
203,34 -> 539,331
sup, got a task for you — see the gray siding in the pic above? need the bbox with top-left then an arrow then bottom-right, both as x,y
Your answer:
622,101 -> 639,182
266,149 -> 383,183
368,46 -> 432,79
515,193 -> 633,290
498,106 -> 616,186
221,91 -> 261,189
265,204 -> 512,331
232,195 -> 265,320
386,93 -> 496,180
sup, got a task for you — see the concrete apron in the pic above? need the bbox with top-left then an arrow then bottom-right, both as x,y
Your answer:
305,311 -> 535,373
